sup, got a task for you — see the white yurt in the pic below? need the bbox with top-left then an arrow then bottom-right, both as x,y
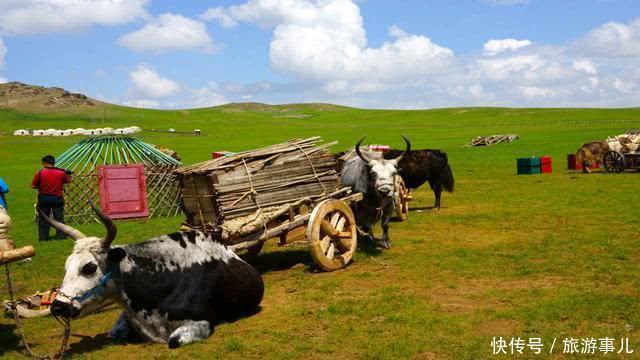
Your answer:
45,128 -> 58,136
13,129 -> 30,136
74,128 -> 86,135
33,130 -> 45,136
62,129 -> 74,136
102,127 -> 114,134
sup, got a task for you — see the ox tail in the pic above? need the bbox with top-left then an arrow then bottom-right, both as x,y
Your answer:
439,153 -> 455,193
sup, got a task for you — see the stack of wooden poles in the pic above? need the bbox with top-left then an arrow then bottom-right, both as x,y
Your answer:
177,137 -> 342,223
465,134 -> 519,147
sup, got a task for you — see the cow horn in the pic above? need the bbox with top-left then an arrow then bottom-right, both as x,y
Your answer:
38,210 -> 86,241
89,201 -> 117,247
393,135 -> 411,163
355,137 -> 372,163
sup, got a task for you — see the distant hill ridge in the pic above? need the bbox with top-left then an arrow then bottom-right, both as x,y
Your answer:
0,82 -> 353,114
0,82 -> 101,112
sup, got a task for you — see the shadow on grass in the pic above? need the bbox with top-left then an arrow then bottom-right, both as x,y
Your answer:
251,249 -> 312,274
67,333 -> 113,356
0,323 -> 20,356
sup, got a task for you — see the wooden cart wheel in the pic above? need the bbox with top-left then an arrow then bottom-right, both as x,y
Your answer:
603,151 -> 624,173
307,199 -> 358,271
394,176 -> 409,221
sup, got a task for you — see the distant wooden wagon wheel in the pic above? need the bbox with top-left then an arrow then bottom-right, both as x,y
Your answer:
603,151 -> 625,173
307,199 -> 357,271
393,176 -> 410,221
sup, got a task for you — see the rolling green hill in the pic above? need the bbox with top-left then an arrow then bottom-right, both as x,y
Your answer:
1,85 -> 640,359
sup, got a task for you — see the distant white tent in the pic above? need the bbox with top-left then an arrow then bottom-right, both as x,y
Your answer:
13,129 -> 29,136
62,129 -> 73,136
33,130 -> 45,136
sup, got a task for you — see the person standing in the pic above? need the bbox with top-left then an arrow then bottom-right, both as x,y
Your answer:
32,155 -> 71,241
0,176 -> 14,251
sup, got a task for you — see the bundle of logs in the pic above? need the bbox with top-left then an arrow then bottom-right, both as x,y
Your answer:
465,134 -> 519,147
176,137 -> 343,235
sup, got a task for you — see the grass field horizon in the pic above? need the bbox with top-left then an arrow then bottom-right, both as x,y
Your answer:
1,103 -> 639,359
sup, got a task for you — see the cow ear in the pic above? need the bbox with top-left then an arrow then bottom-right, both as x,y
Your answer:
107,247 -> 126,264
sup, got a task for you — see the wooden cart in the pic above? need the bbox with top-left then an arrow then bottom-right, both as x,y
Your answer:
175,138 -> 363,271
603,151 -> 640,173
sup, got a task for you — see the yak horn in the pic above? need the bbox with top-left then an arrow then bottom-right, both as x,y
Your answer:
89,201 -> 117,247
354,137 -> 372,163
38,210 -> 86,241
393,135 -> 411,163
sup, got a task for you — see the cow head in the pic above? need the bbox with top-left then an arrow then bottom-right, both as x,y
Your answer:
355,136 -> 410,199
42,203 -> 122,319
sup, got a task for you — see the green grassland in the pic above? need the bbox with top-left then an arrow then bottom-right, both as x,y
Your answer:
0,104 -> 639,359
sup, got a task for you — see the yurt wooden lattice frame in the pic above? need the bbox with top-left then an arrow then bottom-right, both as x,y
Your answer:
56,135 -> 182,224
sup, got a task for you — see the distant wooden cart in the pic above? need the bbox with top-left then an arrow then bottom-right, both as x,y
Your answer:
175,138 -> 363,271
603,151 -> 640,173
394,176 -> 410,221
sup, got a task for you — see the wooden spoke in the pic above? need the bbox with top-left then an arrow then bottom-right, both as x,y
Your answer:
326,243 -> 335,259
320,235 -> 331,253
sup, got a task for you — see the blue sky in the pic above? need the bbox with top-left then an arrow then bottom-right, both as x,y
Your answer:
0,0 -> 638,109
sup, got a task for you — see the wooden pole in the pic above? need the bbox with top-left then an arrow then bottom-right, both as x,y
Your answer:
0,246 -> 35,265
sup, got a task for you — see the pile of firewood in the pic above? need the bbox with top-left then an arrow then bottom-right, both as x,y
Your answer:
176,137 -> 342,224
465,134 -> 519,147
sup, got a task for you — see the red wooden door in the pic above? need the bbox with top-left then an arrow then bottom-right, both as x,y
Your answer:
97,164 -> 149,219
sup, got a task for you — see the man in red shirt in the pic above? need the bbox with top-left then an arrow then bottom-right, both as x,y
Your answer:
32,155 -> 72,240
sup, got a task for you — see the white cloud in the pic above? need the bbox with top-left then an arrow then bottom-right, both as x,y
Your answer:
187,82 -> 230,108
571,60 -> 597,75
0,37 -> 6,69
575,18 -> 640,57
613,78 -> 635,93
483,38 -> 532,55
0,76 -> 7,84
200,7 -> 239,28
519,86 -> 555,98
0,0 -> 149,35
204,0 -> 454,95
118,13 -> 214,53
198,1 -> 640,107
129,64 -> 181,98
476,54 -> 545,81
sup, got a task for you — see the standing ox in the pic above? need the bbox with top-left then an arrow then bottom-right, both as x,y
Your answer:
383,149 -> 454,210
44,204 -> 263,348
340,136 -> 410,249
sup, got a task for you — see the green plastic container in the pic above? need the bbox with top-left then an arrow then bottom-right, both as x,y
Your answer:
517,157 -> 541,175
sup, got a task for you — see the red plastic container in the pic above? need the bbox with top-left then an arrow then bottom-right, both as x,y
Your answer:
568,154 -> 600,170
540,156 -> 552,173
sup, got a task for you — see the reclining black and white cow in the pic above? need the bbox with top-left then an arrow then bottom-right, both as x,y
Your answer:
43,204 -> 263,348
340,136 -> 410,249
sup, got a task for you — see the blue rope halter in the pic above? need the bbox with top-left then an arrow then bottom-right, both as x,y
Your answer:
71,269 -> 114,303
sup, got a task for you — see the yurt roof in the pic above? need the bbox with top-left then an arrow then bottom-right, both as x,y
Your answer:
56,134 -> 181,173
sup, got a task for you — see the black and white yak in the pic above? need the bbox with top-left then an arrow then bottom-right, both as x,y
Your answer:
340,136 -> 410,249
383,149 -> 454,209
44,204 -> 264,349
